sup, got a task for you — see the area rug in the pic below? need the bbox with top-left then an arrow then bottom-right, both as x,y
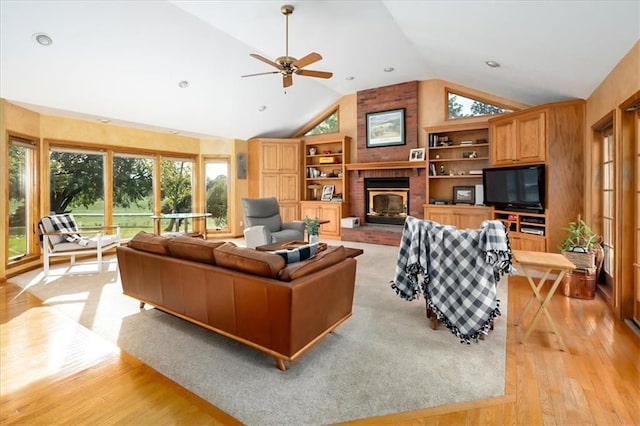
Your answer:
10,240 -> 508,425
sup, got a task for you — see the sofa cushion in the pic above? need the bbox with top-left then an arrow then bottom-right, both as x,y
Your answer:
214,242 -> 285,278
274,242 -> 319,264
278,245 -> 346,282
128,231 -> 170,255
167,236 -> 225,264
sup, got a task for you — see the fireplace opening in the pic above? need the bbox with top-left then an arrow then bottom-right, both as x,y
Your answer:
365,177 -> 409,225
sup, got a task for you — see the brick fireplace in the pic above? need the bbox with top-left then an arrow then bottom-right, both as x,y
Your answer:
341,80 -> 424,246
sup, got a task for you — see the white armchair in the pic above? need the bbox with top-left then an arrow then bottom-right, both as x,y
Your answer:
38,213 -> 121,275
241,197 -> 305,248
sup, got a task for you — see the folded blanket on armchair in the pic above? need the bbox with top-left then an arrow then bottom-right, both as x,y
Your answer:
391,216 -> 514,343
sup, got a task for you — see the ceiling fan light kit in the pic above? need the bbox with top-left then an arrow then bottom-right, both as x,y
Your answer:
242,4 -> 333,88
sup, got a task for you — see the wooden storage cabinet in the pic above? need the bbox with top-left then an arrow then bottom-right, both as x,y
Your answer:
248,138 -> 301,223
300,201 -> 344,238
489,99 -> 584,252
302,136 -> 351,237
424,205 -> 491,229
494,210 -> 546,252
490,110 -> 546,166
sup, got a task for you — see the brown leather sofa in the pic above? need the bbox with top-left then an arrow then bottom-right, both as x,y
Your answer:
116,232 -> 357,370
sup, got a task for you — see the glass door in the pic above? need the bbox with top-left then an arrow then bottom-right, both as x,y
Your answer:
8,137 -> 37,262
601,127 -> 615,295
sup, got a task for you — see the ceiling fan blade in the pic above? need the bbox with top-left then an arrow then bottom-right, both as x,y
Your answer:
241,71 -> 279,78
250,53 -> 280,69
292,52 -> 322,69
296,69 -> 333,79
283,74 -> 293,88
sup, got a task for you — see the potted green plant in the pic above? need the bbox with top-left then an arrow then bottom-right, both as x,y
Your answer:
559,215 -> 602,270
304,216 -> 320,243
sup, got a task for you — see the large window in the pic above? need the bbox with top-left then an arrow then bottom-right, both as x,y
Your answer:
113,153 -> 154,238
8,137 -> 37,261
159,157 -> 193,233
49,148 -> 105,227
204,158 -> 229,232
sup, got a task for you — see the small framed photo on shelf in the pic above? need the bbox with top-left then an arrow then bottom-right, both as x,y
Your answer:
453,186 -> 475,205
320,184 -> 335,201
409,148 -> 425,161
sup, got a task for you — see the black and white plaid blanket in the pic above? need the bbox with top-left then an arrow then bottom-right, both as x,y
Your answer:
38,214 -> 90,247
391,216 -> 514,343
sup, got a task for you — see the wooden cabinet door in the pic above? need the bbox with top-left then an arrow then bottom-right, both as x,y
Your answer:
491,120 -> 516,165
260,174 -> 279,198
511,233 -> 546,252
300,203 -> 319,220
319,204 -> 342,237
426,210 -> 455,226
261,143 -> 280,172
456,210 -> 491,229
279,203 -> 299,223
516,111 -> 546,163
279,174 -> 299,203
279,143 -> 300,173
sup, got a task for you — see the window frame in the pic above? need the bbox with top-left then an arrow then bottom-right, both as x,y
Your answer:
203,155 -> 231,234
7,134 -> 39,266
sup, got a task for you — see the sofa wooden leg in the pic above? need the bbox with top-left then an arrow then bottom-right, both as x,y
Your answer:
431,318 -> 438,330
139,301 -> 145,309
275,357 -> 286,371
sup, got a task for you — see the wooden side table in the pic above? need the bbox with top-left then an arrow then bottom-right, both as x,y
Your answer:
512,250 -> 576,352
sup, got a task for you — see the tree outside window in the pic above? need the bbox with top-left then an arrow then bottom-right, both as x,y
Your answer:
49,149 -> 105,227
113,154 -> 154,238
205,159 -> 228,232
160,158 -> 193,232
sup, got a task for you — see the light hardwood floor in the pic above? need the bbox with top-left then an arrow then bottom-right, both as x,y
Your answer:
1,275 -> 638,425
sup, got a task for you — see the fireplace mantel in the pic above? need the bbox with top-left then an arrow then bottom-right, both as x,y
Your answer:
345,161 -> 427,177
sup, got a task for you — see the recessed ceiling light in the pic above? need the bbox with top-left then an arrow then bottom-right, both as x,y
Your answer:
178,80 -> 189,88
258,105 -> 267,112
98,118 -> 110,123
346,76 -> 355,81
171,130 -> 180,134
33,33 -> 53,46
485,60 -> 500,68
383,67 -> 394,73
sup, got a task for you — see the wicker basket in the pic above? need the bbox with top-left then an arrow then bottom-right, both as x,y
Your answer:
561,250 -> 595,270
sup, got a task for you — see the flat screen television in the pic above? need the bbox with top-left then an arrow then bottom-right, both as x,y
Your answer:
482,164 -> 545,213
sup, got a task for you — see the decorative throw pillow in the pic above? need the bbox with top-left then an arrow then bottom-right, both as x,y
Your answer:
274,242 -> 319,264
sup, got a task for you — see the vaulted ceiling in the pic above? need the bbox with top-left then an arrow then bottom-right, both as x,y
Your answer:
1,1 -> 638,140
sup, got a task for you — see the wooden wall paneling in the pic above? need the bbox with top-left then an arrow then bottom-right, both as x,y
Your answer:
546,100 -> 585,253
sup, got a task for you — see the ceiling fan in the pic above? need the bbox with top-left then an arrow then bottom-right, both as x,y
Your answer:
241,4 -> 333,88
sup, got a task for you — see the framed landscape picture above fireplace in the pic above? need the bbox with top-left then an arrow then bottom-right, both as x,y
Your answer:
366,108 -> 405,148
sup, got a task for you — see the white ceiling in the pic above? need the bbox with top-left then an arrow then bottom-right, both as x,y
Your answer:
1,1 -> 638,140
